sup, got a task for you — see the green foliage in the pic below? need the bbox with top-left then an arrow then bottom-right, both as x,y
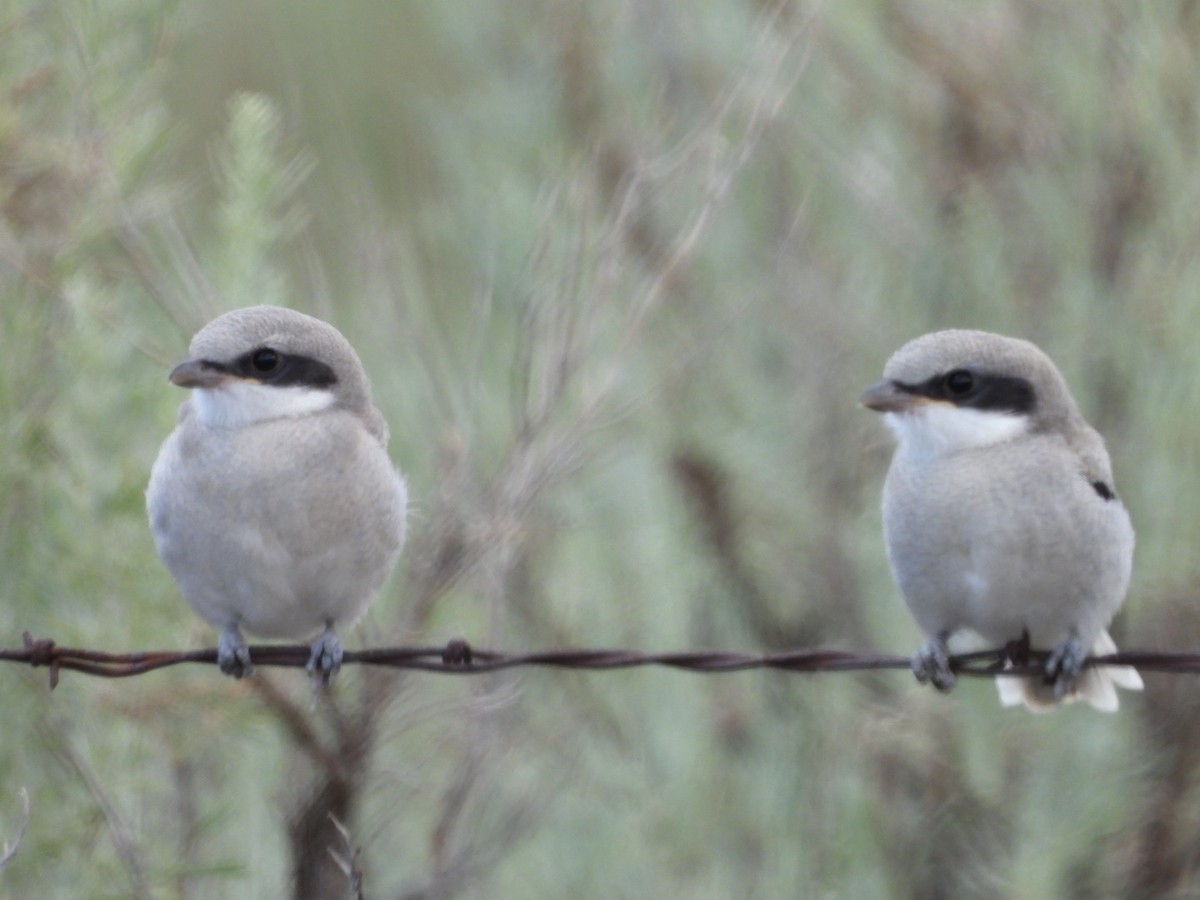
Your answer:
2,0 -> 1200,897
210,93 -> 313,309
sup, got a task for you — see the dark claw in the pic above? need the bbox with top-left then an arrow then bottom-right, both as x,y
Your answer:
912,635 -> 955,692
306,626 -> 343,686
1002,630 -> 1032,667
1044,633 -> 1086,699
218,622 -> 253,678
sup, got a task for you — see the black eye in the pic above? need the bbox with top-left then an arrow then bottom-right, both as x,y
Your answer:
250,348 -> 280,373
944,369 -> 974,395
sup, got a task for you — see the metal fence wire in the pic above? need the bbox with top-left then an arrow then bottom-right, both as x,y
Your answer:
4,631 -> 1195,689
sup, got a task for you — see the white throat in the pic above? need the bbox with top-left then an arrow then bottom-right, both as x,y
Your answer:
885,403 -> 1029,460
191,380 -> 336,428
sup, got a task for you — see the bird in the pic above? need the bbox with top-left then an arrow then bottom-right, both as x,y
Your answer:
146,306 -> 407,683
861,329 -> 1142,711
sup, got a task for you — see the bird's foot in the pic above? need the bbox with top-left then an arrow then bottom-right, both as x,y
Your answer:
218,622 -> 253,678
306,625 -> 342,687
912,635 -> 955,692
1044,632 -> 1087,699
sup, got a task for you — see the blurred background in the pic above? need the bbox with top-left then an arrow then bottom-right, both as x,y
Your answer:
3,0 -> 1200,896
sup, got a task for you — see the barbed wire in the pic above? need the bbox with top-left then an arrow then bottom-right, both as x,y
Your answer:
4,631 -> 1198,688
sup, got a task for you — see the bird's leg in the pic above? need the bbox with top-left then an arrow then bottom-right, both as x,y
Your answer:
1044,631 -> 1087,699
218,621 -> 253,678
306,622 -> 342,686
912,632 -> 955,692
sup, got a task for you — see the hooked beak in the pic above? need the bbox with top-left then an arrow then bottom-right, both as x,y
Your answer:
169,359 -> 230,389
860,380 -> 922,413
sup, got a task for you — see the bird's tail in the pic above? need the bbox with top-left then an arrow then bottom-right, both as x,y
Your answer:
995,630 -> 1143,713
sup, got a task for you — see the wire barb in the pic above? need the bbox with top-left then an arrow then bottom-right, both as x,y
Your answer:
1,633 -> 1191,688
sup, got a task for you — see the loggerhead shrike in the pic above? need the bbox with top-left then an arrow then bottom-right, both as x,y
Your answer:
147,306 -> 407,683
862,329 -> 1142,711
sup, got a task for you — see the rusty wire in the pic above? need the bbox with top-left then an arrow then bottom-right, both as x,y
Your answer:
4,631 -> 1198,689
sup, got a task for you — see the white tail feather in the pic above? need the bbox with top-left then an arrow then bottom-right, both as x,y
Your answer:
993,630 -> 1141,712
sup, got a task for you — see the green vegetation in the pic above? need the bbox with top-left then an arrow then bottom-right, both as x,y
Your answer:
2,1 -> 1199,896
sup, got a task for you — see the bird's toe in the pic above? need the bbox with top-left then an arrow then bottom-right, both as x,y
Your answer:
306,626 -> 343,686
912,636 -> 956,692
218,623 -> 254,679
1045,633 -> 1087,699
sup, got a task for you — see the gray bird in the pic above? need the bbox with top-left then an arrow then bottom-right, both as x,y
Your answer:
147,306 -> 407,682
862,329 -> 1142,711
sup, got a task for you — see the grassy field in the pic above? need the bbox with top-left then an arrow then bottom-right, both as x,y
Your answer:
2,1 -> 1200,896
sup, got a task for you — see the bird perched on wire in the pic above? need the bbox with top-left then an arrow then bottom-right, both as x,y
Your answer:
147,306 -> 407,684
861,329 -> 1142,711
